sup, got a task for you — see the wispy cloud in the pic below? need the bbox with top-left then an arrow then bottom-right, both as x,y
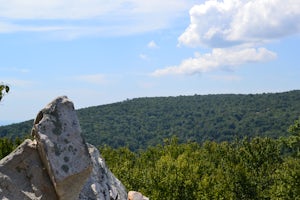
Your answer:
1,78 -> 34,87
210,75 -> 242,81
139,54 -> 148,60
151,47 -> 276,76
1,68 -> 32,87
138,81 -> 157,89
147,40 -> 159,49
73,74 -> 108,85
0,0 -> 195,38
0,67 -> 30,73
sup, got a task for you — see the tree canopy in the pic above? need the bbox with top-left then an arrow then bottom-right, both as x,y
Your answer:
1,90 -> 300,150
1,89 -> 300,199
101,130 -> 300,199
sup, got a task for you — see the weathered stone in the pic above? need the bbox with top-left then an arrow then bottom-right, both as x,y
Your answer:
79,143 -> 128,200
0,140 -> 128,200
0,96 -> 130,200
128,191 -> 149,200
32,96 -> 93,200
0,139 -> 57,200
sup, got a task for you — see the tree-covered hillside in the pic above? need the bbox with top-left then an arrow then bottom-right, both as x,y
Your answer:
101,123 -> 300,199
1,90 -> 300,150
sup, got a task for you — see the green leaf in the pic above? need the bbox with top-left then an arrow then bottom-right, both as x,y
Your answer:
5,85 -> 9,93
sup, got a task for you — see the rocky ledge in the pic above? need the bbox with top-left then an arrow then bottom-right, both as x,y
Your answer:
0,96 -> 129,200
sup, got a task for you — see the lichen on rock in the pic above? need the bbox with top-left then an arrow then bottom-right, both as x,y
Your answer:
31,96 -> 93,200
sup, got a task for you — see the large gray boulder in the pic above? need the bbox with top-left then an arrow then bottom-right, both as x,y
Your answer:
32,96 -> 93,200
0,96 -> 128,200
0,139 -> 57,200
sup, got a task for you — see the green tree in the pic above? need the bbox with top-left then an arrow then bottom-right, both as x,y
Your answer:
270,157 -> 300,199
288,117 -> 300,136
282,117 -> 300,157
0,84 -> 9,101
0,137 -> 15,159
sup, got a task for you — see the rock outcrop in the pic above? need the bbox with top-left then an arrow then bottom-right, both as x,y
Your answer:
0,96 -> 128,200
32,96 -> 93,200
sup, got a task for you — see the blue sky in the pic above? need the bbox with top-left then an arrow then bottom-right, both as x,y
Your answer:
0,0 -> 300,125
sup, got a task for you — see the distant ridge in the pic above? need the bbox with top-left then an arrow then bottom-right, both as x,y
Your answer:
1,90 -> 300,151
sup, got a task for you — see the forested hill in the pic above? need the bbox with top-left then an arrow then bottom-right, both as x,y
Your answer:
1,90 -> 300,150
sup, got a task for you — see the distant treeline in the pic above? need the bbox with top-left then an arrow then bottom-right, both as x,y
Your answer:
1,90 -> 300,151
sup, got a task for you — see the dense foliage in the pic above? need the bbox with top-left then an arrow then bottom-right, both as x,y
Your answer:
100,119 -> 300,199
0,84 -> 9,102
1,89 -> 300,199
0,137 -> 22,159
0,119 -> 33,139
1,90 -> 300,151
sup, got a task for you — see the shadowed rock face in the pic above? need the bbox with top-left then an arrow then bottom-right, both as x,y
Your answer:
0,96 -> 128,200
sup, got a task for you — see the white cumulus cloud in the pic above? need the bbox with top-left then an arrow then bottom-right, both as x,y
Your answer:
151,47 -> 277,76
152,0 -> 297,76
178,0 -> 300,48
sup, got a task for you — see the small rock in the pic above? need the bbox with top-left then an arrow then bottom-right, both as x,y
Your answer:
128,191 -> 149,200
